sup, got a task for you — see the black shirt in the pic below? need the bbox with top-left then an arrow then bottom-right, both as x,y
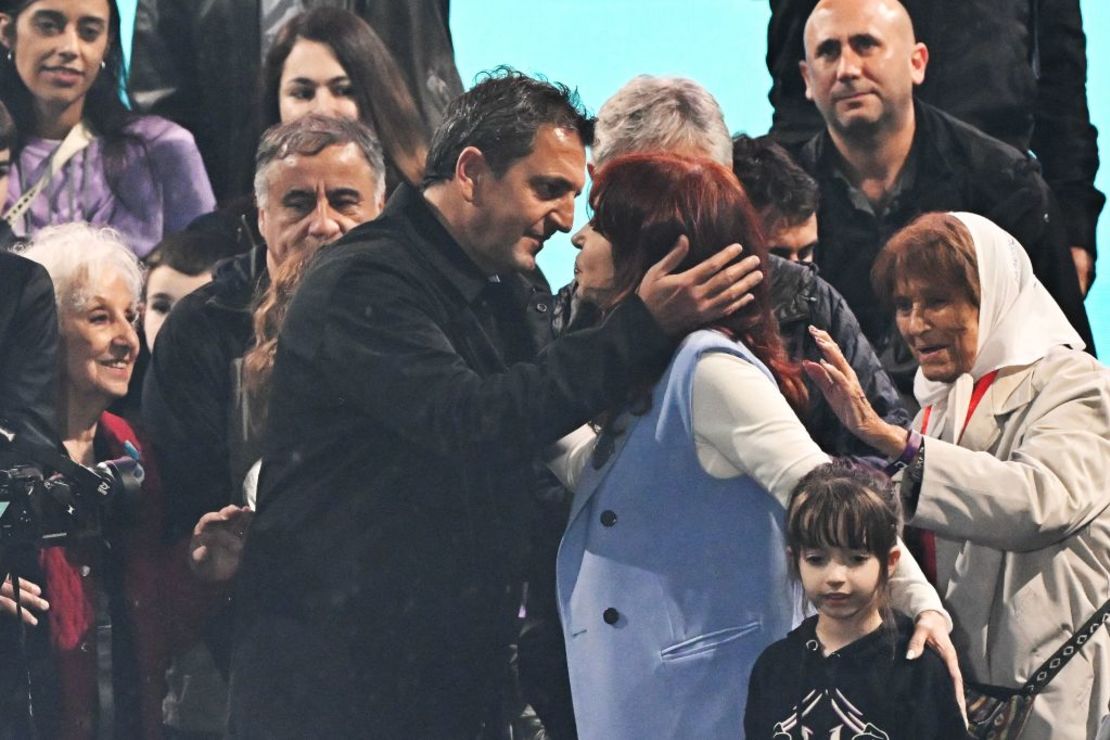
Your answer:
745,613 -> 966,739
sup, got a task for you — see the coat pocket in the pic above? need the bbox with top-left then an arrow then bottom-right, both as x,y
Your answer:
659,621 -> 762,661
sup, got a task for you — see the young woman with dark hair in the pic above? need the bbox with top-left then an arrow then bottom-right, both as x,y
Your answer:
548,152 -> 944,739
0,0 -> 214,257
256,6 -> 428,193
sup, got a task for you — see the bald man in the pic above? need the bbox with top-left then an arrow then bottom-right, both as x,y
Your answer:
794,0 -> 1093,403
768,0 -> 1102,295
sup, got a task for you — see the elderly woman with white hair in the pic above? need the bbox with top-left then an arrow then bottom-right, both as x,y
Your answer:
0,222 -> 195,738
809,211 -> 1110,740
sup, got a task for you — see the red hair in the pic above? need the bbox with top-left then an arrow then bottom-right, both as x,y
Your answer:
590,151 -> 806,413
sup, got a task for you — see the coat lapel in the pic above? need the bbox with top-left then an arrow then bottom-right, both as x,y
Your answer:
566,415 -> 637,524
958,364 -> 1035,452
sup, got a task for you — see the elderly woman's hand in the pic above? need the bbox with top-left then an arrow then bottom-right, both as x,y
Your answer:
1,575 -> 49,626
909,610 -> 968,722
802,326 -> 908,458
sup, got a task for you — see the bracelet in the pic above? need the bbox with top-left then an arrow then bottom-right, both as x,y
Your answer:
899,440 -> 926,517
884,429 -> 922,476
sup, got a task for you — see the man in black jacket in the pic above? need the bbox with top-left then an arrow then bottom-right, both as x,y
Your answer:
732,133 -> 821,265
0,248 -> 59,740
0,252 -> 57,454
0,103 -> 54,451
768,0 -> 1103,293
144,115 -> 386,542
141,116 -> 385,738
795,0 -> 1093,396
227,69 -> 760,739
128,0 -> 462,202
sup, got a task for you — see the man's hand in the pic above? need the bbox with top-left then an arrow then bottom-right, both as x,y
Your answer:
636,236 -> 763,337
190,505 -> 254,583
1071,246 -> 1093,297
909,609 -> 966,721
1,575 -> 49,626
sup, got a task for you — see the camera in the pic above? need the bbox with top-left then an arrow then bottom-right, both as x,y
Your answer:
0,425 -> 145,556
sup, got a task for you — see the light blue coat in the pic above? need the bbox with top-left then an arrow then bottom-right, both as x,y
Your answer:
557,330 -> 801,740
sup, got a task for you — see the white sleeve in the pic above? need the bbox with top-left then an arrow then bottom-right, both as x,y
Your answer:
543,424 -> 598,493
692,351 -> 829,507
889,536 -> 951,627
693,352 -> 949,625
243,458 -> 261,510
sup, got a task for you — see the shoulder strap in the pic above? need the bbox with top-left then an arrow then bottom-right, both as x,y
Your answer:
1022,597 -> 1110,696
3,121 -> 95,226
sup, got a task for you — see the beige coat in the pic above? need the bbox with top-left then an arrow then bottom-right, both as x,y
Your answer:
911,348 -> 1110,739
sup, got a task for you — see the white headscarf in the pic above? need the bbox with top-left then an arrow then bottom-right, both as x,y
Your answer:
912,212 -> 1084,441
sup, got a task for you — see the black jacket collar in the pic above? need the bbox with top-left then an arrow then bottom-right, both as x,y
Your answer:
804,100 -> 959,192
380,183 -> 491,306
205,244 -> 268,313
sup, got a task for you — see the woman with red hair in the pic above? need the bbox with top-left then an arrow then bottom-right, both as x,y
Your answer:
548,152 -> 944,739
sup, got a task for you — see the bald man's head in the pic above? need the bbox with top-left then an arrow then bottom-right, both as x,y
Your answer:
805,0 -> 917,49
800,0 -> 927,141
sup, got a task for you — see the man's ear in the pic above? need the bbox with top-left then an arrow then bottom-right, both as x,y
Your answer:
455,146 -> 489,205
910,42 -> 929,86
799,60 -> 814,102
0,14 -> 14,51
886,545 -> 902,576
586,161 -> 596,179
257,202 -> 268,240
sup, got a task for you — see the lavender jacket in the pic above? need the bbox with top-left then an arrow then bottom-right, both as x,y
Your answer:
5,115 -> 215,257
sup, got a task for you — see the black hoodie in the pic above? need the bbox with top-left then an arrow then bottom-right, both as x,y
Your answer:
744,613 -> 966,739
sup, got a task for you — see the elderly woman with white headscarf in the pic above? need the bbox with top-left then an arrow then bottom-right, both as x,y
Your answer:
807,211 -> 1110,740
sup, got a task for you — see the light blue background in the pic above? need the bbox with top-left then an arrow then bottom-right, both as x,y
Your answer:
117,0 -> 1108,349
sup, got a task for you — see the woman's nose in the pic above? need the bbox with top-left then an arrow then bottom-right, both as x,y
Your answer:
312,91 -> 348,118
113,321 -> 139,354
905,305 -> 928,334
56,24 -> 80,57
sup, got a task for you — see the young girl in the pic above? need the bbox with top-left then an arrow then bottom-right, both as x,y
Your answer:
744,462 -> 965,739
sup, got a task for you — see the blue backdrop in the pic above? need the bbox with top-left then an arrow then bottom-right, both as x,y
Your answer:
118,0 -> 1108,350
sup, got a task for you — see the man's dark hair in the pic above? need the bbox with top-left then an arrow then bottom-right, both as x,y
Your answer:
422,66 -> 595,185
254,114 -> 385,208
731,134 -> 819,227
